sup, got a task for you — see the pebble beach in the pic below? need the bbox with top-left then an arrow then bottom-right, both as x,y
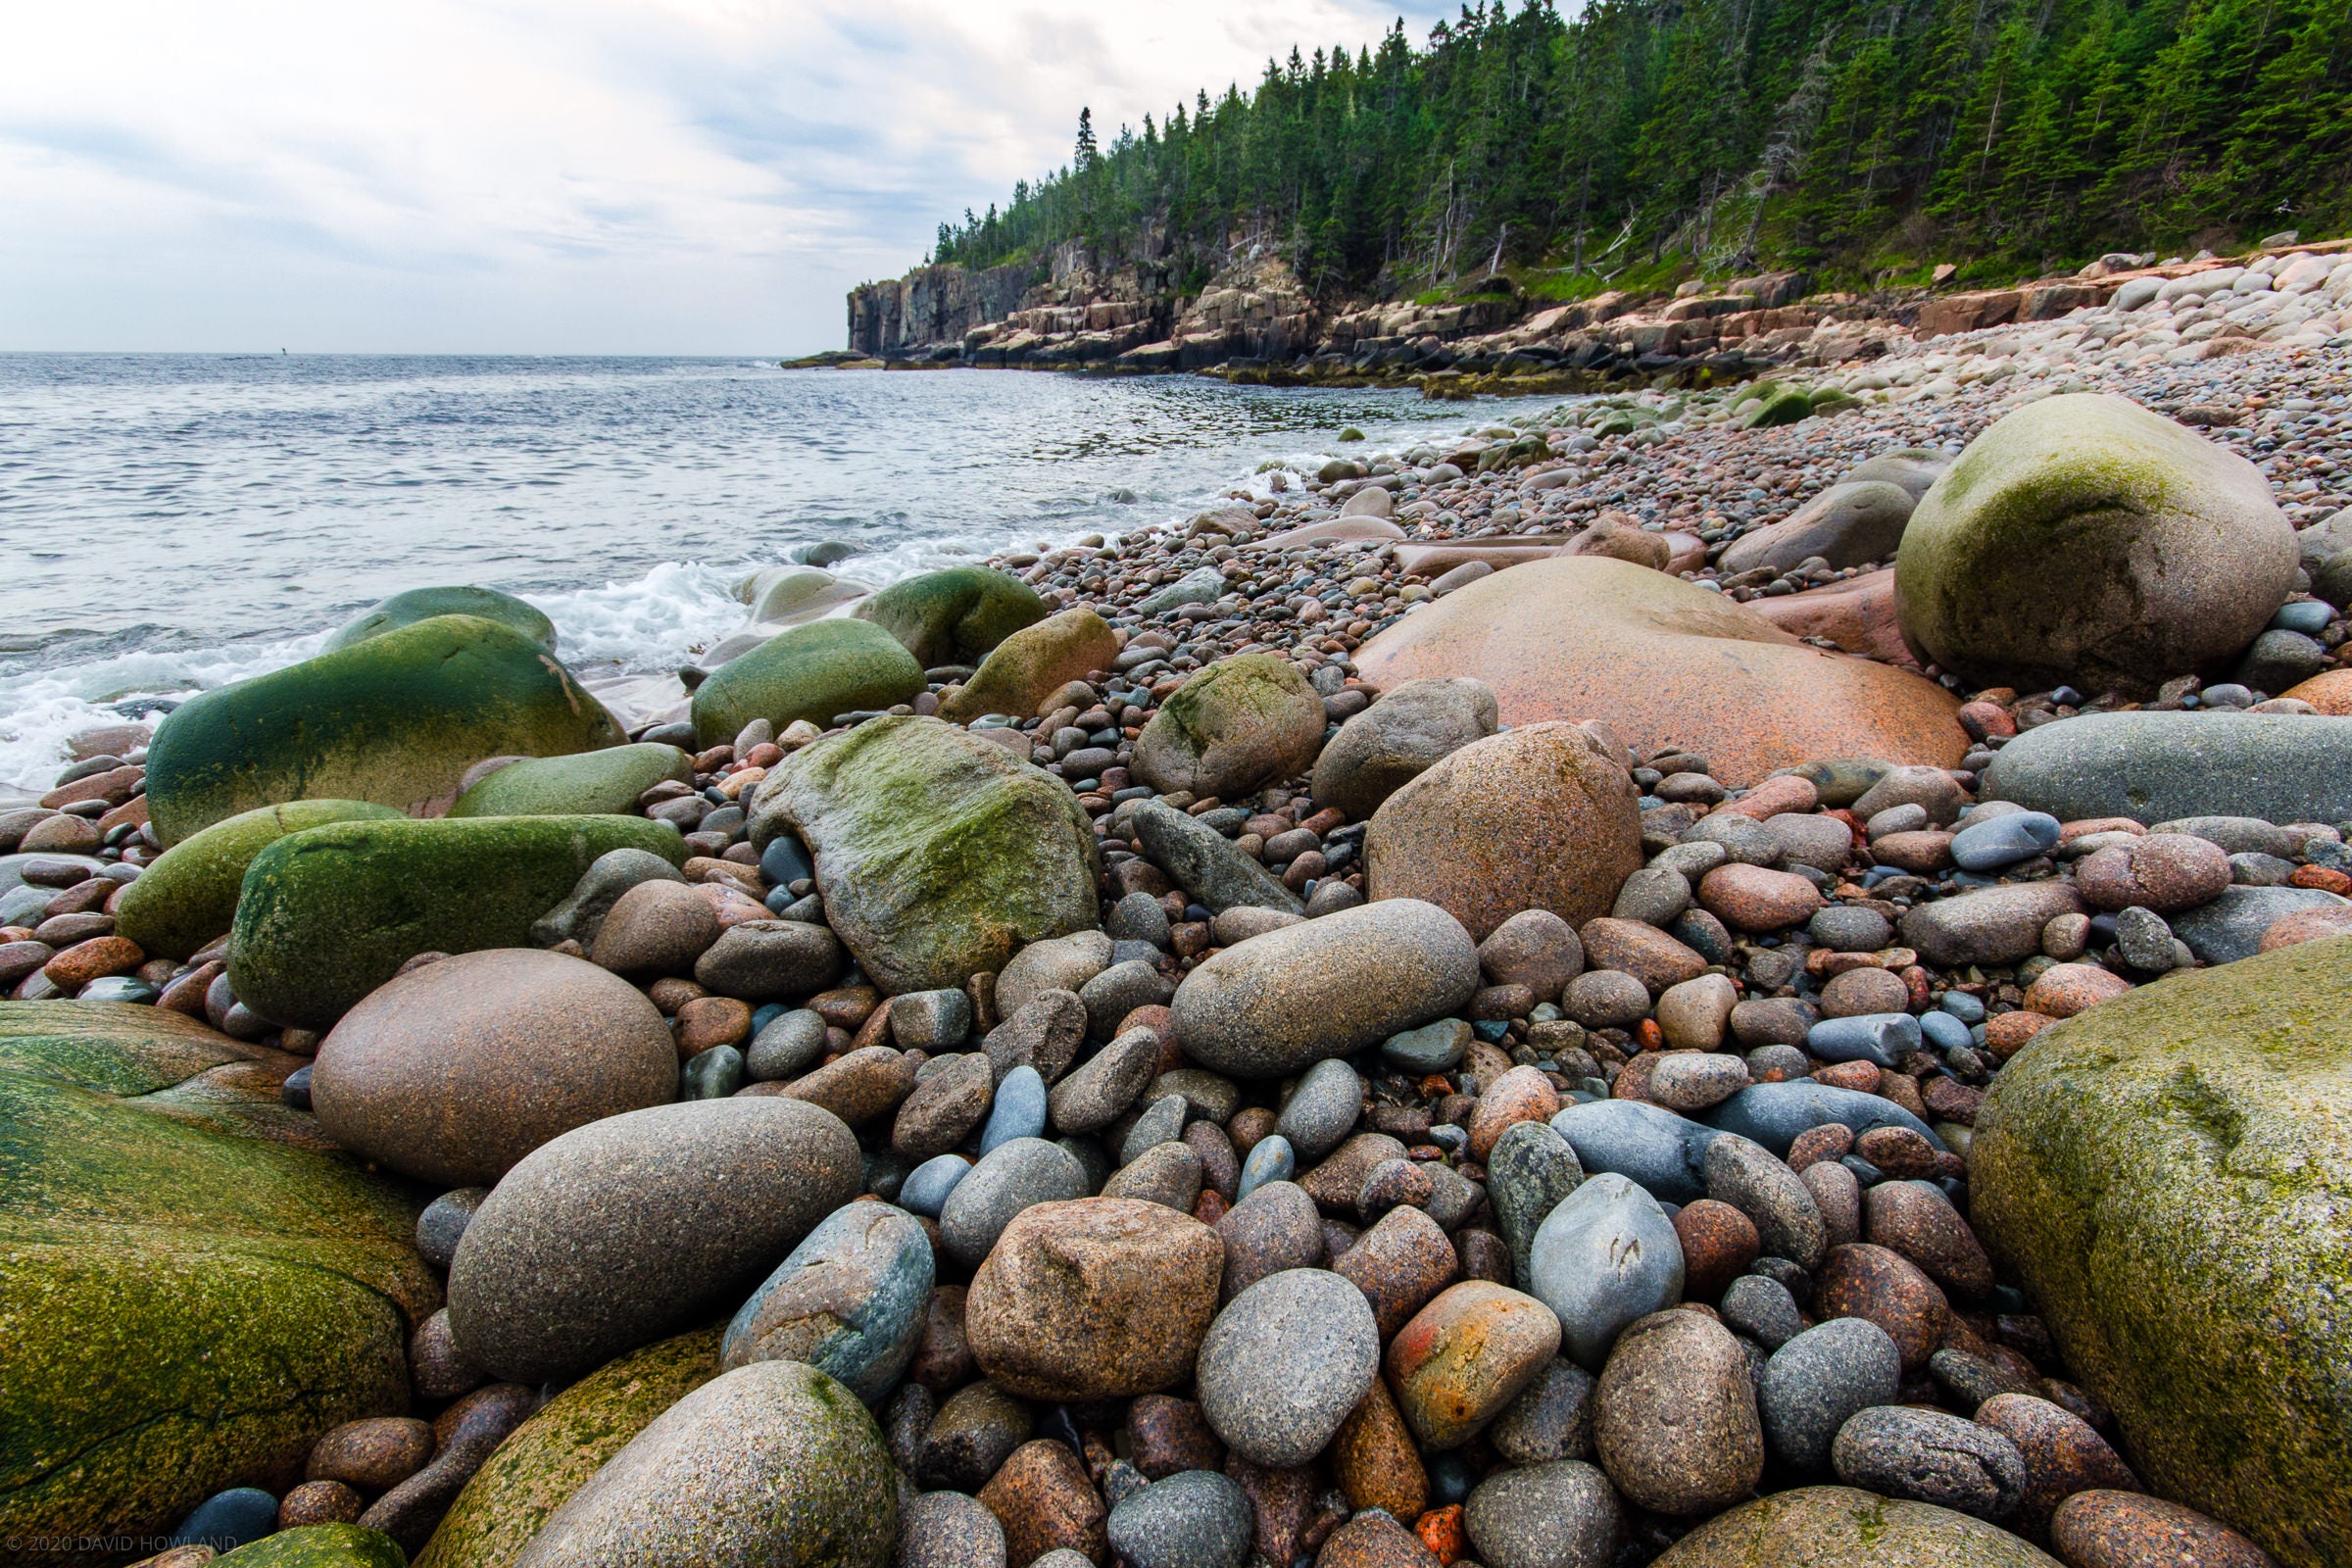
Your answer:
5,249 -> 2352,1568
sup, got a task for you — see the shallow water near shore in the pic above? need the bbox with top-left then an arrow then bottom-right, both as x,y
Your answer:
0,354 -> 1568,793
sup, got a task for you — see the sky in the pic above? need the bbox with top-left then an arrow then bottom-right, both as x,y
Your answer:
1,0 -> 1458,356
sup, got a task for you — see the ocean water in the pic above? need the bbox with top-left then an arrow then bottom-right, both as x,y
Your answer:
0,355 -> 1565,794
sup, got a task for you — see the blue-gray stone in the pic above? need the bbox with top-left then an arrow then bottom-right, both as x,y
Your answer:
2168,884 -> 2351,964
1528,1172 -> 1684,1369
750,1002 -> 786,1035
1759,1316 -> 1903,1474
1275,1058 -> 1362,1162
171,1488 -> 278,1552
1981,710 -> 2352,826
1919,1009 -> 1972,1053
74,976 -> 159,1004
901,1153 -> 971,1217
1383,1018 -> 1470,1073
746,1008 -> 828,1081
2272,600 -> 2333,634
1701,1080 -> 1945,1155
1548,1100 -> 1720,1204
1947,811 -> 2060,870
1106,1468 -> 1255,1568
1121,1093 -> 1191,1165
1487,1120 -> 1586,1288
722,1199 -> 933,1399
1937,991 -> 1985,1024
1807,1012 -> 1921,1067
1237,1134 -> 1296,1200
681,1044 -> 745,1100
939,1137 -> 1089,1270
1720,1273 -> 1803,1348
760,832 -> 813,888
981,1063 -> 1048,1153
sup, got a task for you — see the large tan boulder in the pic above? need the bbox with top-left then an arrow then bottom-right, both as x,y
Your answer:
937,609 -> 1121,723
1352,556 -> 1966,786
1893,393 -> 2295,694
1365,722 -> 1642,941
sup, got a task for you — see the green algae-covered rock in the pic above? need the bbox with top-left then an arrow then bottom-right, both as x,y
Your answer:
1653,1486 -> 2057,1566
0,1004 -> 437,1568
936,608 -> 1122,722
853,566 -> 1047,667
228,815 -> 685,1030
1740,385 -> 1813,428
325,584 -> 556,653
1893,393 -> 2296,695
113,800 -> 407,961
509,1360 -> 895,1568
145,615 -> 626,847
690,618 -> 924,748
748,715 -> 1098,995
1972,935 -> 2352,1568
219,1524 -> 413,1568
416,1329 -> 721,1568
448,745 -> 691,819
1132,653 -> 1327,800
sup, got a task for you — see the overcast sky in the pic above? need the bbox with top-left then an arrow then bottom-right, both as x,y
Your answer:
1,1 -> 1457,356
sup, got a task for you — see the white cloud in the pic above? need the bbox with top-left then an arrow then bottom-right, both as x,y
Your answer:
0,0 -> 1453,354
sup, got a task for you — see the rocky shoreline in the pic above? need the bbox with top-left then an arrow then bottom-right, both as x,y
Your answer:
3,264 -> 2351,1568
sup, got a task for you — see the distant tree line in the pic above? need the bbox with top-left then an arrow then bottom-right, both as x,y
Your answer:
927,0 -> 2352,295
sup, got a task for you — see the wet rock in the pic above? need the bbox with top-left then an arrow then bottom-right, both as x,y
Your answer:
1105,1469 -> 1254,1568
1385,1280 -> 1562,1448
720,1200 -> 934,1400
1214,1180 -> 1325,1304
1974,1393 -> 2139,1540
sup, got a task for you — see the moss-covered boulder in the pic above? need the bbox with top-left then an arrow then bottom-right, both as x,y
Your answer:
114,800 -> 406,961
0,1004 -> 437,1568
853,566 -> 1047,667
1972,934 -> 2352,1568
447,745 -> 690,819
1740,386 -> 1813,428
324,585 -> 557,654
689,618 -> 924,748
936,608 -> 1121,722
748,715 -> 1098,995
1893,393 -> 2296,694
1653,1487 -> 2057,1566
218,1525 -> 412,1567
227,815 -> 685,1030
1132,654 -> 1328,800
415,1328 -> 721,1568
145,615 -> 626,847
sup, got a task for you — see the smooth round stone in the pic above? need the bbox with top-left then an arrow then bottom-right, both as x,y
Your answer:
1195,1267 -> 1381,1468
415,1186 -> 489,1271
1214,1179 -> 1324,1303
1759,1316 -> 1904,1474
1562,968 -> 1652,1029
1920,1010 -> 1973,1053
1815,1244 -> 1952,1373
1703,1134 -> 1829,1270
511,1359 -> 897,1567
1654,1485 -> 2061,1566
1834,1405 -> 2028,1520
1386,1281 -> 1563,1448
2052,1491 -> 2276,1568
1382,1018 -> 1470,1073
901,1154 -> 972,1218
1819,966 -> 1910,1019
1974,1394 -> 2140,1538
1550,1099 -> 1720,1203
1721,1274 -> 1802,1349
1105,1469 -> 1254,1568
917,1382 -> 1031,1492
1807,1013 -> 1922,1068
447,1097 -> 862,1384
682,1044 -> 745,1100
899,1491 -> 1008,1568
1487,1120 -> 1585,1286
980,1063 -> 1049,1153
1464,1460 -> 1620,1568
1236,1134 -> 1296,1200
1655,974 -> 1739,1052
1673,1199 -> 1761,1300
1529,1172 -> 1685,1370
722,1200 -> 934,1400
939,1137 -> 1091,1271
1649,1053 -> 1751,1112
1276,1059 -> 1363,1162
74,975 -> 158,1004
1467,1065 -> 1564,1162
1702,1080 -> 1944,1157
1949,812 -> 2061,871
172,1487 -> 280,1552
1809,906 -> 1893,953
747,1008 -> 829,1081
1489,1356 -> 1598,1465
1593,1307 -> 1764,1515
1939,991 -> 1986,1024
313,948 -> 677,1187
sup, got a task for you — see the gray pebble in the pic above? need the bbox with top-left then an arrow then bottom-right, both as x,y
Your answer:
1832,1404 -> 2028,1520
1759,1317 -> 1902,1474
1105,1469 -> 1254,1568
1194,1268 -> 1379,1468
1276,1058 -> 1363,1162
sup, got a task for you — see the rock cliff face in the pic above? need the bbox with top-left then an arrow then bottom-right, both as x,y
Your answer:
848,262 -> 1044,358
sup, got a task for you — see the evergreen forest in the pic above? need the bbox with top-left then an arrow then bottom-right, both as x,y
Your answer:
927,0 -> 2352,295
